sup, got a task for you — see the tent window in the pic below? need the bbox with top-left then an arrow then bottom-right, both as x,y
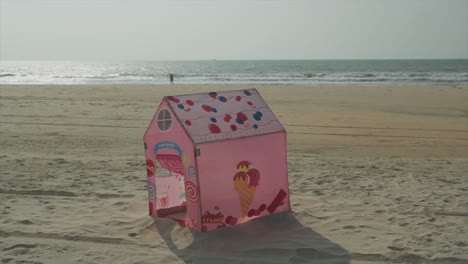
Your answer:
157,109 -> 172,131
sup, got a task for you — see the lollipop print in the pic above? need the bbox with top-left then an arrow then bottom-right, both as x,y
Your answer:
185,181 -> 199,203
147,182 -> 156,199
188,165 -> 197,178
146,159 -> 155,177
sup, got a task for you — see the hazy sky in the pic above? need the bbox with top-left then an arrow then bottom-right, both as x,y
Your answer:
1,0 -> 467,60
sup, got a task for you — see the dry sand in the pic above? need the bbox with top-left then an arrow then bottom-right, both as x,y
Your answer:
1,84 -> 467,264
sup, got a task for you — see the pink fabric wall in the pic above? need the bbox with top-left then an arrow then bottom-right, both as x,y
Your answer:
196,132 -> 290,232
144,100 -> 201,231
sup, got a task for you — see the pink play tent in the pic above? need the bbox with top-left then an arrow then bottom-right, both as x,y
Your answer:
144,89 -> 291,232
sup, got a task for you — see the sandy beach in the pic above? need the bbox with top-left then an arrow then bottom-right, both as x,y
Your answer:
1,84 -> 467,264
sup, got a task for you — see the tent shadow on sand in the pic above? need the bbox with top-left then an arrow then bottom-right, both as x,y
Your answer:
153,212 -> 350,264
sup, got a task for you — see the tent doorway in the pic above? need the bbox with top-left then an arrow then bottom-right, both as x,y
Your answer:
154,154 -> 187,222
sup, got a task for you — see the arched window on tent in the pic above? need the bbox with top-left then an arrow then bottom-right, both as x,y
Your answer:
156,109 -> 172,132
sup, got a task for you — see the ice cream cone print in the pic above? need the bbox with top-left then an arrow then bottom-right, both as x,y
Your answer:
233,161 -> 260,217
233,176 -> 256,217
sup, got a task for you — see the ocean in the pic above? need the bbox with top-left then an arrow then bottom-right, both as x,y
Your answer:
1,60 -> 467,85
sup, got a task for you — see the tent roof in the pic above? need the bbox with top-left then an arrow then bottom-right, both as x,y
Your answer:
164,89 -> 284,144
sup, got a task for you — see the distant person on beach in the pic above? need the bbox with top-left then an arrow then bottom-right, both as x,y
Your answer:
169,73 -> 174,84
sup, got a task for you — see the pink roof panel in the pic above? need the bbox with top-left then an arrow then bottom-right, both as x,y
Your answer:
165,89 -> 284,144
